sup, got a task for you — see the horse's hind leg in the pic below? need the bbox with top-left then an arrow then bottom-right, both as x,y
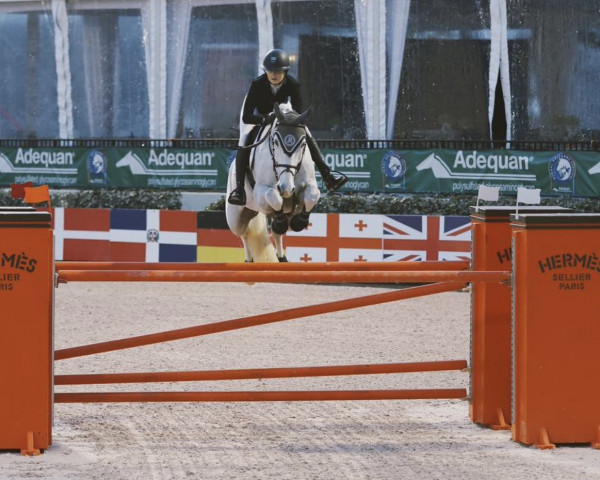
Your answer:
272,232 -> 287,262
241,236 -> 253,262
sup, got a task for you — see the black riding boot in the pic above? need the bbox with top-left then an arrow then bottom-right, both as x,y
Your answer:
306,135 -> 348,192
228,147 -> 250,206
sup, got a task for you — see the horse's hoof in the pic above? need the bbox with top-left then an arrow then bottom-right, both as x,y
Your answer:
289,212 -> 310,232
272,215 -> 289,234
278,256 -> 288,262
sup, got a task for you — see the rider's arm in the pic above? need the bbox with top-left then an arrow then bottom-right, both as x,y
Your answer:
242,81 -> 268,125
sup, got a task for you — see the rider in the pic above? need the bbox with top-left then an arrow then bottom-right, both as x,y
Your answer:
227,48 -> 348,206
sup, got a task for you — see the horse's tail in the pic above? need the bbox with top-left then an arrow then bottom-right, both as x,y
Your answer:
246,213 -> 278,262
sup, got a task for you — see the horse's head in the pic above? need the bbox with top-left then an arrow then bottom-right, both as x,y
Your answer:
270,103 -> 312,198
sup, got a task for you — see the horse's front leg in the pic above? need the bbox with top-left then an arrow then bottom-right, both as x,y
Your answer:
289,185 -> 321,232
302,184 -> 321,213
271,232 -> 287,262
254,184 -> 283,213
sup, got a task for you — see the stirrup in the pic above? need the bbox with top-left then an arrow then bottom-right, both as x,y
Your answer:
228,187 -> 246,206
324,171 -> 348,192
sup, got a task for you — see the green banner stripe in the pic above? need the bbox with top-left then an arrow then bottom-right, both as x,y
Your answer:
0,147 -> 598,196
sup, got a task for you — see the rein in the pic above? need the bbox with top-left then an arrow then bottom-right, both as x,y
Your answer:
239,124 -> 273,151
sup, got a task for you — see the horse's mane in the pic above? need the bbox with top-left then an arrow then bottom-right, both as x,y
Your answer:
275,103 -> 310,127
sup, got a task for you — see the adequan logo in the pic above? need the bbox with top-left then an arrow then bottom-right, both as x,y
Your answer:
0,150 -> 77,174
548,152 -> 576,194
416,151 -> 536,181
116,150 -> 218,176
322,152 -> 369,187
87,150 -> 107,186
381,151 -> 406,191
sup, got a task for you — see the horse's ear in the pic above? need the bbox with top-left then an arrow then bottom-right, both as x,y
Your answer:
274,103 -> 284,121
295,107 -> 313,126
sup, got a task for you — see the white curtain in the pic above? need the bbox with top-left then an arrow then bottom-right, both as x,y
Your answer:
386,0 -> 410,140
82,14 -> 117,137
52,0 -> 73,139
142,0 -> 167,138
489,0 -> 511,141
354,0 -> 386,140
167,0 -> 192,138
255,0 -> 273,73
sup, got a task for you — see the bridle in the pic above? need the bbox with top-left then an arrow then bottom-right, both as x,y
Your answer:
268,120 -> 307,182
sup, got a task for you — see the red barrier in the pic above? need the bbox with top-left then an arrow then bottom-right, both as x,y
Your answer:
55,360 -> 468,385
55,389 -> 468,403
56,269 -> 508,284
52,258 -> 504,409
55,281 -> 465,360
56,260 -> 470,272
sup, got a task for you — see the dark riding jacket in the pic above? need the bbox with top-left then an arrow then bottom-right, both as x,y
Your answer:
242,74 -> 303,125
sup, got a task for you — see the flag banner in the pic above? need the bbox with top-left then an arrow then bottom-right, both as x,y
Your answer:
383,215 -> 471,261
197,211 -> 244,262
339,248 -> 383,262
54,209 -> 472,263
339,214 -> 384,239
10,182 -> 34,199
1,146 -> 600,196
285,213 -> 327,237
24,185 -> 51,205
516,187 -> 541,205
157,210 -> 198,262
285,214 -> 379,262
285,247 -> 327,263
54,207 -> 111,261
437,216 -> 472,261
109,209 -> 197,262
477,184 -> 500,202
287,214 -> 471,262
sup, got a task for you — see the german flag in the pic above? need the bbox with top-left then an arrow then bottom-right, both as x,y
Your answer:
197,211 -> 244,262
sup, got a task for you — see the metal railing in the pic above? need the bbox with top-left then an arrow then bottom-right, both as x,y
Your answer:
1,138 -> 600,151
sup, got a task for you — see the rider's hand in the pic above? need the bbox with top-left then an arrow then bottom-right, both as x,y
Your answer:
262,112 -> 276,125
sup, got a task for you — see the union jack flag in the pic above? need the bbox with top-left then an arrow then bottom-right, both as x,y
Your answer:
382,215 -> 471,262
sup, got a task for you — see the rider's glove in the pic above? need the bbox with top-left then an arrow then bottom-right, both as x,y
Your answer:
262,112 -> 276,125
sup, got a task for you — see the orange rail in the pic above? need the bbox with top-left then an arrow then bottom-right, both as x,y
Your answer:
56,260 -> 469,272
55,282 -> 465,360
54,388 -> 468,403
55,360 -> 468,385
56,269 -> 508,284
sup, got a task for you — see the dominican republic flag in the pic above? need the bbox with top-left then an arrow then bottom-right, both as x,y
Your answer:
110,209 -> 197,262
285,214 -> 383,262
54,208 -> 197,262
382,215 -> 471,262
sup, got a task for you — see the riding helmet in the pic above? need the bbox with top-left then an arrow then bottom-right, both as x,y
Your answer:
263,49 -> 290,72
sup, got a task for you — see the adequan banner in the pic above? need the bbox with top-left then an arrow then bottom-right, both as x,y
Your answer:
333,148 -> 600,196
1,146 -> 599,197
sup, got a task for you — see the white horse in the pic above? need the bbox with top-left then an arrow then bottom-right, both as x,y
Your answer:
226,103 -> 321,262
